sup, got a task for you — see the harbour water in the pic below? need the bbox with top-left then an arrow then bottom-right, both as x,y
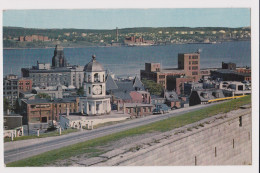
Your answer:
3,41 -> 251,77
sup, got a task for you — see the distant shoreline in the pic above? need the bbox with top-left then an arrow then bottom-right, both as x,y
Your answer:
3,40 -> 250,50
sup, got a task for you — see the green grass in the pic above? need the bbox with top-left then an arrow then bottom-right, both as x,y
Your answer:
6,95 -> 251,167
93,119 -> 129,129
4,128 -> 79,143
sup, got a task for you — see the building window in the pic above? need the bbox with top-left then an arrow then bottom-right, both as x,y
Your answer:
192,66 -> 198,70
89,87 -> 91,94
159,75 -> 165,79
96,104 -> 99,111
215,147 -> 217,157
94,73 -> 100,82
192,72 -> 198,75
89,105 -> 91,112
233,139 -> 235,148
239,116 -> 242,127
192,61 -> 198,65
195,156 -> 197,166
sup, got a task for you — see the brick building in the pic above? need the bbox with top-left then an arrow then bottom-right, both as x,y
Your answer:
140,63 -> 185,89
140,52 -> 200,94
21,97 -> 79,123
178,52 -> 200,81
18,78 -> 32,92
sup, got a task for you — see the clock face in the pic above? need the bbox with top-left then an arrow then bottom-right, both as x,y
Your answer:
92,85 -> 102,95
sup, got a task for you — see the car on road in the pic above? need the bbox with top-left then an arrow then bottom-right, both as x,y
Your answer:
152,104 -> 170,114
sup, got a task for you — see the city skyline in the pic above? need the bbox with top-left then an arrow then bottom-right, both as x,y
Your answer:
3,8 -> 250,29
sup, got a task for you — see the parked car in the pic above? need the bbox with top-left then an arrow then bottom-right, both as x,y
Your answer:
153,104 -> 170,114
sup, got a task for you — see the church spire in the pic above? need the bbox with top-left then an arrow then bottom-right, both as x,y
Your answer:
52,44 -> 68,67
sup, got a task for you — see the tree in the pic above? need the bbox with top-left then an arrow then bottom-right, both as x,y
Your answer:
77,87 -> 84,96
36,93 -> 51,99
142,79 -> 164,96
14,99 -> 21,114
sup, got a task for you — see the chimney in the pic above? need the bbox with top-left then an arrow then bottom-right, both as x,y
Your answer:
66,107 -> 70,117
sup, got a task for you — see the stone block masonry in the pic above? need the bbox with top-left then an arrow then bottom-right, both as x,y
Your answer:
89,106 -> 251,166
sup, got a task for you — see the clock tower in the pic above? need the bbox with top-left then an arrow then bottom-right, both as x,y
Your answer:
79,55 -> 111,115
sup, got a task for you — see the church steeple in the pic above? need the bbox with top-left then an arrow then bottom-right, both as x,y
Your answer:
52,45 -> 68,67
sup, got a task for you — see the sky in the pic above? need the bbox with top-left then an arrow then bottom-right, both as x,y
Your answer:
3,8 -> 250,29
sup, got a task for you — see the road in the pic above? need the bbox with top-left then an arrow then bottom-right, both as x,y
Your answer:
4,102 -> 223,164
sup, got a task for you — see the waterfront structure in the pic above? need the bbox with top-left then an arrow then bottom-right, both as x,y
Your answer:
79,55 -> 111,116
21,97 -> 79,123
21,45 -> 84,88
124,36 -> 154,46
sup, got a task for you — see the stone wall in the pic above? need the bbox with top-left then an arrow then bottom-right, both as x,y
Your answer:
90,107 -> 251,166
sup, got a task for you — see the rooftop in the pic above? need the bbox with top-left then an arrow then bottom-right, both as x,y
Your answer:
22,97 -> 78,104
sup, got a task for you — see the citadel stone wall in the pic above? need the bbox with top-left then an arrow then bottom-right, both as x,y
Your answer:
90,107 -> 251,166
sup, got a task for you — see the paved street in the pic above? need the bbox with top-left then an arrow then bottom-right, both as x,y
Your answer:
4,102 -> 223,164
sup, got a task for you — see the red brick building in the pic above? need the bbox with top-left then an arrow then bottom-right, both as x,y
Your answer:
140,63 -> 185,89
178,52 -> 200,81
18,78 -> 32,92
21,97 -> 80,123
141,52 -> 200,94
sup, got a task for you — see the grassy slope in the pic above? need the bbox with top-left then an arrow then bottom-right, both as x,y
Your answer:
6,95 -> 251,167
